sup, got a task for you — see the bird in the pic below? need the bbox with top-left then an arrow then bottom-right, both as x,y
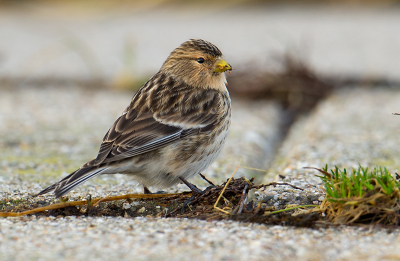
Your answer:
37,39 -> 232,198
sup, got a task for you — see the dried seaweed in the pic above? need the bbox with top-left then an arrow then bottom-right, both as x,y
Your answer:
0,177 -> 320,228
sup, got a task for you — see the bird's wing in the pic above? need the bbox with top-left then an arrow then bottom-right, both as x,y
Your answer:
87,81 -> 222,166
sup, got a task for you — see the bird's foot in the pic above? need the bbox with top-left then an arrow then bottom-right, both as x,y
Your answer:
143,186 -> 166,194
179,177 -> 207,212
181,195 -> 197,213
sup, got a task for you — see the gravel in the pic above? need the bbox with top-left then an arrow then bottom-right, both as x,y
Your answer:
1,216 -> 400,261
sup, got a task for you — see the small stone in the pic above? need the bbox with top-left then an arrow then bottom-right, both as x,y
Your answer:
307,195 -> 319,202
262,196 -> 274,202
137,207 -> 146,213
283,167 -> 293,174
123,203 -> 131,209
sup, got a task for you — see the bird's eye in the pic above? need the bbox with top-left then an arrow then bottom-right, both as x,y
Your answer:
197,58 -> 205,64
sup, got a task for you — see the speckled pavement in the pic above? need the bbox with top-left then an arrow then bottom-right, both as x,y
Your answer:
2,85 -> 400,261
256,87 -> 400,214
2,216 -> 400,261
265,87 -> 400,182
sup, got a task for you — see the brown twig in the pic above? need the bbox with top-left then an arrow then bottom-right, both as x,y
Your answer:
166,188 -> 212,217
92,193 -> 111,207
237,184 -> 249,215
304,167 -> 332,178
253,182 -> 303,191
0,192 -> 182,217
199,173 -> 215,186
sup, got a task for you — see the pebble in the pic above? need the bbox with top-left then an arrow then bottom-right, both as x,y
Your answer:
122,203 -> 131,209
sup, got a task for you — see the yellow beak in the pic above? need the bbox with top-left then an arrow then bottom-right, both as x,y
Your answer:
214,59 -> 232,73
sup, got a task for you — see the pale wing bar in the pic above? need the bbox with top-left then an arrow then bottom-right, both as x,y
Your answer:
102,128 -> 197,163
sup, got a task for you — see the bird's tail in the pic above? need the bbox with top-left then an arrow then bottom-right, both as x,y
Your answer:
37,166 -> 108,198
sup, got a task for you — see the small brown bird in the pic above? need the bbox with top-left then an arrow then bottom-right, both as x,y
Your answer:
38,39 -> 232,198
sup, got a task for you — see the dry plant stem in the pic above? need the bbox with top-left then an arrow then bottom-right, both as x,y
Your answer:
237,184 -> 249,214
266,205 -> 319,215
167,191 -> 208,216
0,193 -> 182,217
253,182 -> 304,191
214,160 -> 241,215
92,193 -> 111,207
253,201 -> 263,215
303,167 -> 332,178
240,166 -> 268,173
199,173 -> 216,186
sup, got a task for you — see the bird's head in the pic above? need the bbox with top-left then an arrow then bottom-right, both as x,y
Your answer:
160,39 -> 232,92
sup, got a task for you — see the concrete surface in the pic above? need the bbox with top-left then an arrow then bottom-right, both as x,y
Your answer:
0,5 -> 399,80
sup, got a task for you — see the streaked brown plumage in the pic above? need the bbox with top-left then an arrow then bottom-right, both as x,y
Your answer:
38,39 -> 232,198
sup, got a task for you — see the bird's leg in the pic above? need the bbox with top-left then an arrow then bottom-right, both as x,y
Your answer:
143,186 -> 166,194
179,177 -> 204,195
180,177 -> 206,212
143,186 -> 152,194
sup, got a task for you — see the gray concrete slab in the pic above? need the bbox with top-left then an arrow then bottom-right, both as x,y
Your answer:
3,86 -> 400,261
265,87 -> 400,182
0,5 -> 399,80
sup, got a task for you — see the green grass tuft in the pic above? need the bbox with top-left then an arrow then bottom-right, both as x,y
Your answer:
318,164 -> 400,203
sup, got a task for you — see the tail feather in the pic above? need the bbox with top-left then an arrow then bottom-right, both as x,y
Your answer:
36,170 -> 79,196
54,167 -> 107,198
36,183 -> 58,196
37,166 -> 107,198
